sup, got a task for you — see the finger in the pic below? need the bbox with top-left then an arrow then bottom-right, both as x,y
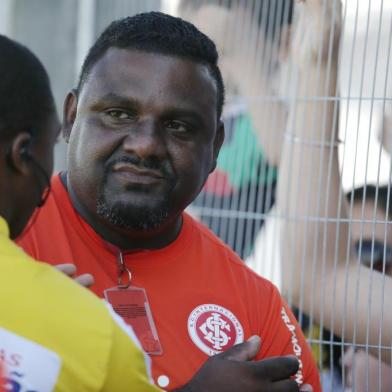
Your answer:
219,335 -> 261,361
300,384 -> 313,392
254,355 -> 299,381
55,263 -> 77,277
269,379 -> 299,392
74,273 -> 95,288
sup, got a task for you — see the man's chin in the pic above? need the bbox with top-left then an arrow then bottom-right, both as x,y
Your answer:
96,198 -> 170,232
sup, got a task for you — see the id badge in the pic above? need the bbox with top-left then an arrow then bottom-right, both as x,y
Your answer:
104,286 -> 163,355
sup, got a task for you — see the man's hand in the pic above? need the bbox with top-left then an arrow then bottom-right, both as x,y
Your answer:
55,263 -> 94,288
175,336 -> 313,392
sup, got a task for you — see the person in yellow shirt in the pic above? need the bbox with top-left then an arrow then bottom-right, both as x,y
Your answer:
0,34 -> 159,392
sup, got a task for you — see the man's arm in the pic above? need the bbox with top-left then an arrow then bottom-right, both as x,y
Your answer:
279,0 -> 392,363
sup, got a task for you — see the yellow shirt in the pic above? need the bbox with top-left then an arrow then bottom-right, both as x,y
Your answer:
0,216 -> 160,392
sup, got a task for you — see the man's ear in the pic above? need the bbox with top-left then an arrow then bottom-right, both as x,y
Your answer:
7,132 -> 34,174
210,120 -> 225,173
62,89 -> 78,143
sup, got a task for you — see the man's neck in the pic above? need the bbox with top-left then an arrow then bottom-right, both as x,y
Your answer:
60,172 -> 183,251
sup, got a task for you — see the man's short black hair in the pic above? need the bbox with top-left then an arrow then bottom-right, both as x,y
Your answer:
77,11 -> 225,117
179,0 -> 294,42
0,35 -> 55,141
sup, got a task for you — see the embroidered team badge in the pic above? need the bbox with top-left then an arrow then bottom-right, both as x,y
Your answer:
187,304 -> 244,356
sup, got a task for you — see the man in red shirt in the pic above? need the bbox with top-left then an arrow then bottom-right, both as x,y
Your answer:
19,12 -> 319,392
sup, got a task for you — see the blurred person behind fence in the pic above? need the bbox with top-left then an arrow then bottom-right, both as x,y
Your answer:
269,0 -> 392,367
340,185 -> 392,391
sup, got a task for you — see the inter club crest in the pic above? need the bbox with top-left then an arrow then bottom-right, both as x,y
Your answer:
187,304 -> 244,356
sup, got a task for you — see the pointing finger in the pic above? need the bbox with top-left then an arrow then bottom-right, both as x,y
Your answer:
269,379 -> 299,392
254,355 -> 299,381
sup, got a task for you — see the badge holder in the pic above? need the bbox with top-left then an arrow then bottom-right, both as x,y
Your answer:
104,254 -> 163,355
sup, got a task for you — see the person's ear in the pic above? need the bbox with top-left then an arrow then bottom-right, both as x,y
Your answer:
62,89 -> 78,143
7,132 -> 33,174
210,120 -> 225,173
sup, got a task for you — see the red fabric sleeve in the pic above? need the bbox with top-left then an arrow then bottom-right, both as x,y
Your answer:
256,285 -> 322,392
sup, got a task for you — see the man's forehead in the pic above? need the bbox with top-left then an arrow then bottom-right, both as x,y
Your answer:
80,48 -> 218,114
85,48 -> 216,93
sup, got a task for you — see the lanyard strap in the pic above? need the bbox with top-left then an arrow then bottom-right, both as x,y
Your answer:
117,252 -> 132,289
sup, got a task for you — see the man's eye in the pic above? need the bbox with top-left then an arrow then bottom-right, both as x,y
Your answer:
165,120 -> 189,133
105,110 -> 133,120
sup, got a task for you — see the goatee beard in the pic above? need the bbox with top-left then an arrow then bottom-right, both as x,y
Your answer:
96,192 -> 170,231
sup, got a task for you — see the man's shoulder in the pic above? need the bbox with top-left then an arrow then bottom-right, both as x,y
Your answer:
184,212 -> 277,291
184,212 -> 244,262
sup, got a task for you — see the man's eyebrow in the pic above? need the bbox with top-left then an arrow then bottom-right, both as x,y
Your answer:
164,107 -> 206,125
90,93 -> 140,109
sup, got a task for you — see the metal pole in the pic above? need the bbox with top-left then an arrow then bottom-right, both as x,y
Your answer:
75,0 -> 96,82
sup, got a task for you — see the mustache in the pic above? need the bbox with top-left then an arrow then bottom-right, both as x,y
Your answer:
105,155 -> 175,180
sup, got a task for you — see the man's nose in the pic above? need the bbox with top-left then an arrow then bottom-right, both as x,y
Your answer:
122,119 -> 166,160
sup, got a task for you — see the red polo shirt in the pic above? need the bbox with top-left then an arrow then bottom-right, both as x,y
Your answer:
18,174 -> 321,391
